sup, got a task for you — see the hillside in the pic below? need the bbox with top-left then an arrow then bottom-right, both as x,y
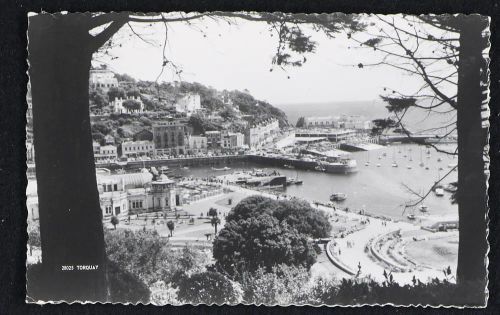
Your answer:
90,74 -> 288,144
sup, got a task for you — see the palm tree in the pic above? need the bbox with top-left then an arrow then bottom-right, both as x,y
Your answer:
110,216 -> 119,230
166,220 -> 175,237
211,216 -> 221,234
208,207 -> 218,218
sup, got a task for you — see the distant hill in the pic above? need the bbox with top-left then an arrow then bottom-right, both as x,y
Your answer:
277,100 -> 456,134
90,74 -> 289,144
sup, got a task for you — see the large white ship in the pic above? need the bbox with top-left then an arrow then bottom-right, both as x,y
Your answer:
320,158 -> 358,174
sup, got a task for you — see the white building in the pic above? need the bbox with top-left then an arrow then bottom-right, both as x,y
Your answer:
121,140 -> 155,158
111,96 -> 144,114
295,129 -> 357,142
175,93 -> 201,116
94,143 -> 118,163
26,170 -> 181,221
304,116 -> 340,128
245,119 -> 280,149
304,115 -> 372,131
89,67 -> 119,92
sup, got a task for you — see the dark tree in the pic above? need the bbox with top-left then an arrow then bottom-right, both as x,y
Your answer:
225,195 -> 277,222
211,216 -> 221,234
110,215 -> 119,230
208,207 -> 218,218
371,118 -> 397,136
122,99 -> 142,112
296,116 -> 306,128
226,195 -> 331,239
126,88 -> 141,98
166,220 -> 175,237
107,86 -> 127,101
89,88 -> 108,109
213,214 -> 317,277
273,198 -> 332,239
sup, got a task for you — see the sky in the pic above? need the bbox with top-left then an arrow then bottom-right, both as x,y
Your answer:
94,14 -> 454,106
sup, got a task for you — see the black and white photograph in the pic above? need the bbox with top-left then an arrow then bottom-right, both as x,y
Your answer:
25,12 -> 490,306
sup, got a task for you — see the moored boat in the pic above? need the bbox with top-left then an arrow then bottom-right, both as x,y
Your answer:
330,193 -> 347,202
419,205 -> 428,213
435,188 -> 445,196
212,166 -> 231,171
321,159 -> 357,174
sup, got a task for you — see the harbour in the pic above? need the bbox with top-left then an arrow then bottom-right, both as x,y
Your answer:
133,143 -> 458,222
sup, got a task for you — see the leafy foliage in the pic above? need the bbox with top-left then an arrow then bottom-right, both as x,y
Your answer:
208,207 -> 218,217
104,229 -> 208,286
213,213 -> 317,277
273,198 -> 332,239
308,277 -> 485,306
187,114 -> 221,135
176,271 -> 238,305
380,96 -> 417,113
371,118 -> 398,135
107,259 -> 151,303
296,116 -> 305,128
229,90 -> 289,127
166,220 -> 175,236
89,88 -> 108,109
240,264 -> 310,305
110,215 -> 119,229
122,99 -> 142,111
226,195 -> 331,238
107,86 -> 126,101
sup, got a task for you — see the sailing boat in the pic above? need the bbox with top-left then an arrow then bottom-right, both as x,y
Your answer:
407,208 -> 416,220
365,151 -> 370,166
419,147 -> 425,167
391,147 -> 398,167
419,204 -> 429,213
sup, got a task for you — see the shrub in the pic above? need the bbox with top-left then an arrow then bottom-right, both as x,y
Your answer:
176,271 -> 238,305
240,264 -> 310,305
213,214 -> 317,278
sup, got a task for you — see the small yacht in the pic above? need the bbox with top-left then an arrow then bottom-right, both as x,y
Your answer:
376,163 -> 381,167
212,166 -> 231,171
437,157 -> 442,162
425,166 -> 430,170
365,162 -> 370,166
407,165 -> 412,169
419,162 -> 425,167
419,205 -> 429,213
435,188 -> 445,196
407,214 -> 416,220
392,162 -> 398,167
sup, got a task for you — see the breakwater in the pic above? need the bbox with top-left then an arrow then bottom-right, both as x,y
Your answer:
97,154 -> 248,171
246,154 -> 318,170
